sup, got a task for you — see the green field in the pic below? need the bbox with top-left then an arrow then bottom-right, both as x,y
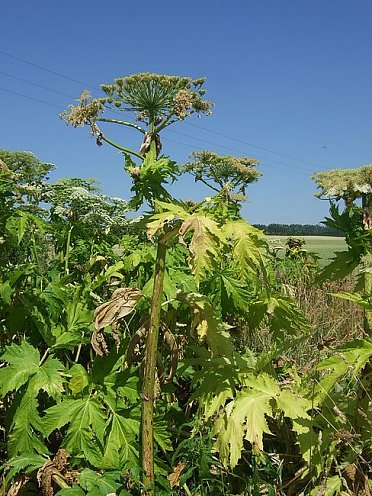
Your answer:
267,235 -> 347,264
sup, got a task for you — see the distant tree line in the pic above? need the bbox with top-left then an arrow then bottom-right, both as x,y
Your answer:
253,223 -> 342,236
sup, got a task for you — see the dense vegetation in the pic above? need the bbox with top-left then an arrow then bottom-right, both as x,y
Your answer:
0,73 -> 371,496
253,224 -> 342,237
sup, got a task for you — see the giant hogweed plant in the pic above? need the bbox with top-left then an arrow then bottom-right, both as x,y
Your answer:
60,73 -> 342,496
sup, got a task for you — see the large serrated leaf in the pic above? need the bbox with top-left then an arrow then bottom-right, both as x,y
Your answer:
315,339 -> 372,402
8,389 -> 47,457
267,295 -> 311,338
101,404 -> 139,469
146,211 -> 178,240
276,390 -> 311,419
179,215 -> 225,285
316,250 -> 360,284
31,356 -> 65,398
212,373 -> 310,468
77,468 -> 122,495
214,388 -> 273,467
68,363 -> 90,394
178,292 -> 234,356
4,453 -> 47,483
0,341 -> 40,395
44,396 -> 106,468
222,220 -> 265,282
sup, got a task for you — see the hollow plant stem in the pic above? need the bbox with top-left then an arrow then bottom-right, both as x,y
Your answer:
141,241 -> 167,494
141,121 -> 164,495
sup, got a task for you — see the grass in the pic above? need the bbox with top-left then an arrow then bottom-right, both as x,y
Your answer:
242,239 -> 364,366
268,235 -> 347,265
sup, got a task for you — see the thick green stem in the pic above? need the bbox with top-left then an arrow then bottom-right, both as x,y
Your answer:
52,474 -> 69,489
93,123 -> 144,159
141,121 -> 164,495
141,241 -> 167,494
96,117 -> 146,134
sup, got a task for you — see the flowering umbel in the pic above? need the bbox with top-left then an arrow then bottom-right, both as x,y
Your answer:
61,74 -> 212,131
60,73 -> 212,160
313,165 -> 372,203
184,150 -> 261,198
99,73 -> 212,123
60,90 -> 104,129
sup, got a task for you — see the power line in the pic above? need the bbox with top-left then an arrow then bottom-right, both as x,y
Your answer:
165,128 -> 319,173
0,49 -> 96,90
0,87 -> 62,109
184,121 -> 323,169
0,70 -> 127,117
165,137 -> 310,177
0,70 -> 76,99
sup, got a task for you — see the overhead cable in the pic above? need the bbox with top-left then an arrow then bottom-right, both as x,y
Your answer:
0,87 -> 61,109
184,121 -> 322,169
165,137 -> 310,177
0,49 -> 96,90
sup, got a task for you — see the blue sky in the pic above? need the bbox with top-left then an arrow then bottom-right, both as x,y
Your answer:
1,0 -> 372,224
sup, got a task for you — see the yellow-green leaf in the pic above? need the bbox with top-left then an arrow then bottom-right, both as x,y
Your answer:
179,215 -> 225,285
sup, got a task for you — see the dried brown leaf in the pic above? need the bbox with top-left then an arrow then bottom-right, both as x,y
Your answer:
53,449 -> 69,472
167,461 -> 185,488
344,463 -> 357,482
7,475 -> 30,496
37,449 -> 70,496
94,287 -> 142,331
125,324 -> 148,366
139,133 -> 161,156
0,158 -> 9,172
162,325 -> 178,384
92,287 -> 142,356
91,327 -> 110,356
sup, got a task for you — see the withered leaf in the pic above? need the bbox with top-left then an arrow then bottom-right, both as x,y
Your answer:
167,461 -> 185,488
37,449 -> 70,496
0,158 -> 9,172
91,327 -> 109,357
53,449 -> 69,472
344,463 -> 357,482
139,132 -> 162,156
125,324 -> 147,366
7,475 -> 30,496
161,325 -> 178,384
139,132 -> 152,156
92,287 -> 142,356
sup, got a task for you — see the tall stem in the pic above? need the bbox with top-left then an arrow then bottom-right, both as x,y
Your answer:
141,119 -> 164,495
141,241 -> 167,494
